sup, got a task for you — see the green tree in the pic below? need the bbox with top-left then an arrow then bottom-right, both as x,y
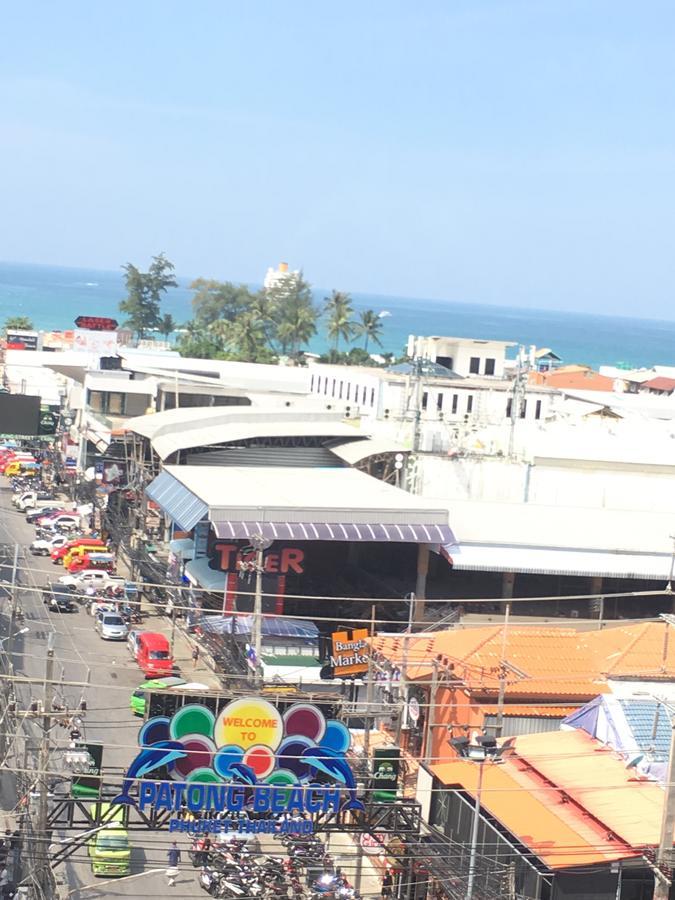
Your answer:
4,316 -> 34,332
354,309 -> 383,351
267,272 -> 318,357
190,279 -> 256,326
119,253 -> 177,339
176,320 -> 226,359
221,311 -> 273,362
157,313 -> 177,338
324,290 -> 355,352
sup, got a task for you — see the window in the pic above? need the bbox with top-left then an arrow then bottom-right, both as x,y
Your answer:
370,388 -> 375,406
310,375 -> 315,391
506,398 -> 513,418
484,358 -> 496,376
339,381 -> 343,399
422,392 -> 428,411
519,399 -> 527,418
346,383 -> 351,401
324,379 -> 328,395
535,399 -> 542,420
436,393 -> 444,411
451,395 -> 458,414
331,379 -> 336,397
467,395 -> 473,413
108,393 -> 125,415
469,357 -> 480,375
362,386 -> 367,404
87,390 -> 125,415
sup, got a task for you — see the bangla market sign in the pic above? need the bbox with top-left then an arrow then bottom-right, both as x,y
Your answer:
330,628 -> 370,677
112,698 -> 362,834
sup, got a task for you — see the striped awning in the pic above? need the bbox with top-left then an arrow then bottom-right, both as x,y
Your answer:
213,520 -> 454,543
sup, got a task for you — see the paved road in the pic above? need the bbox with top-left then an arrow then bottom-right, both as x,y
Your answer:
0,482 -> 204,898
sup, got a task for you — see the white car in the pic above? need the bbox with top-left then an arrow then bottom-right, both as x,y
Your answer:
95,613 -> 129,641
30,534 -> 69,556
58,571 -> 126,591
127,629 -> 142,658
40,514 -> 80,532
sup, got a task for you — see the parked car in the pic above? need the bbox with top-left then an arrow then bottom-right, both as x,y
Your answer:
89,601 -> 116,618
52,537 -> 106,565
134,632 -> 174,677
13,490 -> 52,510
58,571 -> 125,592
95,613 -> 129,641
26,506 -> 66,524
62,541 -> 108,569
38,514 -> 80,532
87,804 -> 131,877
30,534 -> 70,556
44,586 -> 76,613
127,629 -> 143,658
129,676 -> 187,716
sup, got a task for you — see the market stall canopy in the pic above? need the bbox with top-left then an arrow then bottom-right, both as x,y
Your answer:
146,464 -> 454,544
199,615 -> 319,639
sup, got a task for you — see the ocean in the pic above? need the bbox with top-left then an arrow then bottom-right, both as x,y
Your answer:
0,260 -> 673,371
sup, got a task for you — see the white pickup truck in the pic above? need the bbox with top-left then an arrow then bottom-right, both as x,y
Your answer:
30,534 -> 70,556
58,570 -> 126,592
14,491 -> 54,512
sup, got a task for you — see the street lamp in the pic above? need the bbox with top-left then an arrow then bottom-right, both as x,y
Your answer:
450,734 -> 507,900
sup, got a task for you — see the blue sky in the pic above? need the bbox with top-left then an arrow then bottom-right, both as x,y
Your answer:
2,1 -> 675,316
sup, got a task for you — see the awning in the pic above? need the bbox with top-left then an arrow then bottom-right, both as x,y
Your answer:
169,537 -> 195,560
184,556 -> 226,592
145,470 -> 208,532
448,543 -> 672,581
200,615 -> 319,639
213,520 -> 454,543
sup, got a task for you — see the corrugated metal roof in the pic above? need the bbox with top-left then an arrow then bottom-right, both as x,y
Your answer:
449,542 -> 671,580
145,470 -> 208,532
126,408 -> 364,460
327,437 -> 410,465
161,465 -> 453,531
200,615 -> 319,639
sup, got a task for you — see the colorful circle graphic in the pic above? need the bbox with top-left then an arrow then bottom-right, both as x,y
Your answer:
173,734 -> 216,779
138,716 -> 170,748
186,767 -> 222,784
214,698 -> 284,751
213,745 -> 245,779
283,704 -> 326,742
243,744 -> 276,778
277,736 -> 314,780
319,721 -> 350,754
170,704 -> 216,740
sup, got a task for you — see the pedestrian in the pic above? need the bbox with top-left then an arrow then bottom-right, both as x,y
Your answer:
198,835 -> 211,867
381,869 -> 393,899
191,645 -> 200,669
166,841 -> 181,887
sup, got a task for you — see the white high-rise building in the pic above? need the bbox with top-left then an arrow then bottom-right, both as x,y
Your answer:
264,261 -> 300,292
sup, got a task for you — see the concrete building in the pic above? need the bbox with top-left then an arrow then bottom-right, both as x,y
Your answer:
407,334 -> 515,378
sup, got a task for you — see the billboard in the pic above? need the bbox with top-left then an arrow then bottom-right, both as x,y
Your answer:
75,315 -> 118,331
330,628 -> 370,677
111,697 -> 363,833
0,394 -> 40,435
6,330 -> 38,351
372,748 -> 401,802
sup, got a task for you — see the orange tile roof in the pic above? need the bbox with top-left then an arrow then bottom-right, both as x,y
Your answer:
529,369 -> 615,392
479,704 -> 579,718
374,622 -> 675,698
431,730 -> 663,869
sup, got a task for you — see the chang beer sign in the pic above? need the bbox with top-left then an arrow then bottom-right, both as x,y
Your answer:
372,748 -> 401,802
111,697 -> 363,835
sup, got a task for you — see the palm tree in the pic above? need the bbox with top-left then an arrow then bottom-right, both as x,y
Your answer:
226,311 -> 269,361
324,290 -> 355,352
4,315 -> 34,332
354,309 -> 383,352
157,313 -> 177,339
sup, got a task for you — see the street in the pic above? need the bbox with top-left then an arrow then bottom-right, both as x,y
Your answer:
0,482 -> 204,899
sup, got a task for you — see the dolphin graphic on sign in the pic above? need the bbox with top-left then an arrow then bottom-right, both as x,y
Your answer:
112,741 -> 186,806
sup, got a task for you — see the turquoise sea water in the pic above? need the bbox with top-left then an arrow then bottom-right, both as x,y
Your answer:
1,260 -> 674,371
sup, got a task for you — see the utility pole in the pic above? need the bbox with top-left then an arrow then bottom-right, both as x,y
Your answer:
355,605 -> 377,897
37,632 -> 56,896
395,593 -> 415,745
249,534 -> 270,688
6,544 -> 20,673
495,602 -> 510,738
424,659 -> 440,766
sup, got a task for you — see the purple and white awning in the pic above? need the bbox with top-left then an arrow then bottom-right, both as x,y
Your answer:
213,520 -> 455,544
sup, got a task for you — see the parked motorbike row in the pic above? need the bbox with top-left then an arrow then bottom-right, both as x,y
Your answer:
193,830 -> 361,900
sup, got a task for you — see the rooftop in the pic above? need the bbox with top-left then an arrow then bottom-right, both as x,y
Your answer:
431,729 -> 664,868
